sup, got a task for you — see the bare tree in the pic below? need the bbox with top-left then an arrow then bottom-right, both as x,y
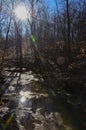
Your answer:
0,16 -> 12,73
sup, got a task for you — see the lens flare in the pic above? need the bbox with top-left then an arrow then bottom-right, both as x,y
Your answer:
2,112 -> 14,129
31,35 -> 36,43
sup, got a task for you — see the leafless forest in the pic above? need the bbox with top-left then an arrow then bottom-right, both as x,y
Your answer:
0,0 -> 86,130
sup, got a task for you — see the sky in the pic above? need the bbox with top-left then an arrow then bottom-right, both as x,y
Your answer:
42,0 -> 65,11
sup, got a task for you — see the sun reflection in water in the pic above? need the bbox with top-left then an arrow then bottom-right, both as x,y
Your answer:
19,90 -> 33,104
20,90 -> 31,96
20,96 -> 26,103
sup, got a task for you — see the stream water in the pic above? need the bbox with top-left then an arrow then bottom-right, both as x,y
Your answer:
0,68 -> 80,130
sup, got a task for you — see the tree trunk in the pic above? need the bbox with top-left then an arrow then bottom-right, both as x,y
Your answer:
66,0 -> 71,59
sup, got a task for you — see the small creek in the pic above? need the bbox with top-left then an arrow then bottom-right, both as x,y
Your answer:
0,68 -> 80,130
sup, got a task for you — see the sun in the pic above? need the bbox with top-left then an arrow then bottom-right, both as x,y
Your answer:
14,5 -> 28,20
